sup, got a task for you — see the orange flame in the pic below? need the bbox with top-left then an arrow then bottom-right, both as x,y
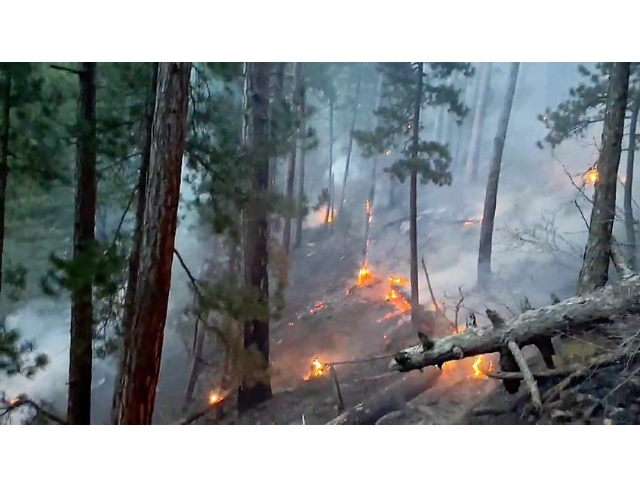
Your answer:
209,392 -> 222,404
472,355 -> 494,380
304,358 -> 326,380
384,276 -> 411,311
357,266 -> 373,287
584,168 -> 599,185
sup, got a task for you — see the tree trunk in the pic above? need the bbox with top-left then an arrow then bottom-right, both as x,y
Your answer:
578,63 -> 631,294
111,62 -> 158,423
466,63 -> 492,182
361,75 -> 384,268
326,369 -> 441,425
390,273 -> 640,373
325,97 -> 335,226
0,68 -> 11,295
293,83 -> 306,250
477,63 -> 520,286
283,62 -> 302,254
112,62 -> 191,425
67,62 -> 97,425
623,93 -> 640,271
338,63 -> 364,218
270,62 -> 286,192
237,62 -> 273,411
432,106 -> 444,143
409,63 -> 423,327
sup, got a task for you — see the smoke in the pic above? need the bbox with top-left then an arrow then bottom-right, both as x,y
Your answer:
0,162 -> 209,424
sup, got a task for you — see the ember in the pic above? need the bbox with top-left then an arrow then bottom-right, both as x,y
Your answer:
304,358 -> 326,380
309,301 -> 325,314
584,168 -> 599,185
209,392 -> 222,404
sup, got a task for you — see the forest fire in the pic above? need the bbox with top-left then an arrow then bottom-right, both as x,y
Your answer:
584,168 -> 599,185
357,266 -> 373,287
472,355 -> 494,379
385,276 -> 411,311
304,358 -> 326,380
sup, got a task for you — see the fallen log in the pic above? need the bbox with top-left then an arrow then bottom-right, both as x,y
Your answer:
326,368 -> 441,425
389,274 -> 640,373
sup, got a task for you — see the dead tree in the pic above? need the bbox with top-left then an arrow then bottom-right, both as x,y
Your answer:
578,62 -> 631,293
327,369 -> 440,425
390,273 -> 640,374
283,62 -> 302,254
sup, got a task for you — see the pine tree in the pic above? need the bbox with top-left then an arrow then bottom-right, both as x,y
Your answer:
357,62 -> 473,327
113,62 -> 191,424
578,63 -> 631,293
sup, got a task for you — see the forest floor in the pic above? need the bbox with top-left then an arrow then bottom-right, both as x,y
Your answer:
188,218 -> 640,425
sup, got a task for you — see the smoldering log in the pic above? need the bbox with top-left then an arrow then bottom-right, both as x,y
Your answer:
326,368 -> 441,425
389,274 -> 640,373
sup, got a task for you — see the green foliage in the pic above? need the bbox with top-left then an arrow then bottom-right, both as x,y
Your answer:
538,63 -> 640,148
355,62 -> 473,186
0,319 -> 49,378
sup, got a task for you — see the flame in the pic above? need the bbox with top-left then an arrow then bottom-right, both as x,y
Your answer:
327,213 -> 334,223
365,199 -> 373,224
357,266 -> 373,287
463,220 -> 474,226
209,392 -> 222,404
304,358 -> 326,380
472,355 -> 494,380
309,301 -> 325,314
384,276 -> 411,311
584,168 -> 599,185
9,397 -> 19,406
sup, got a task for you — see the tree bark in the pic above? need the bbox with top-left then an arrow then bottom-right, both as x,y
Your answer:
293,78 -> 306,249
326,369 -> 441,425
112,62 -> 191,425
338,63 -> 364,218
325,97 -> 335,226
283,62 -> 302,254
361,75 -> 384,268
391,273 -> 640,373
67,62 -> 97,425
0,67 -> 11,295
477,62 -> 520,286
111,62 -> 158,423
237,62 -> 273,411
578,63 -> 631,294
466,63 -> 492,182
623,93 -> 640,271
409,63 -> 423,327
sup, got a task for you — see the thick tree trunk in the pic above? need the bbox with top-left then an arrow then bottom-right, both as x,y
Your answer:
112,62 -> 191,425
283,62 -> 302,254
623,93 -> 640,271
338,63 -> 364,218
237,62 -> 273,411
294,81 -> 306,249
111,62 -> 158,423
325,98 -> 335,226
67,62 -> 97,425
466,63 -> 492,182
0,68 -> 11,295
327,369 -> 441,425
578,63 -> 631,294
391,273 -> 640,373
409,63 -> 423,327
477,63 -> 520,286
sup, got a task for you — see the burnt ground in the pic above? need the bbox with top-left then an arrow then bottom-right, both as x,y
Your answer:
185,225 -> 502,425
184,213 -> 640,426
